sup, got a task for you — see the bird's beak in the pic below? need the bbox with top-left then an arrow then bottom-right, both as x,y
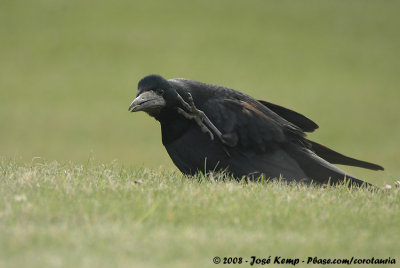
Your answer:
128,91 -> 166,112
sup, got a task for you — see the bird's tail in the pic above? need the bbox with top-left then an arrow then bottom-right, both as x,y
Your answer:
289,144 -> 374,187
308,140 -> 384,171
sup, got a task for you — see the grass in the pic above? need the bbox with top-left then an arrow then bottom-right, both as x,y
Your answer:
1,0 -> 400,266
1,159 -> 399,267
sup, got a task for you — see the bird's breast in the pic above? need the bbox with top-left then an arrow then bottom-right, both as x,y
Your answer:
163,125 -> 231,175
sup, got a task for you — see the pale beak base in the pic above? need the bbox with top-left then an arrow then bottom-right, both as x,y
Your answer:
128,91 -> 166,113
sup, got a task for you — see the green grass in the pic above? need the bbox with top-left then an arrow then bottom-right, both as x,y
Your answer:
1,0 -> 400,266
1,159 -> 399,268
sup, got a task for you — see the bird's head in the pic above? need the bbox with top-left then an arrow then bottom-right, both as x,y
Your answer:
128,74 -> 177,117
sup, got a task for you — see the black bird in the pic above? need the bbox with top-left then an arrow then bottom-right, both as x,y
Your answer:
128,74 -> 383,186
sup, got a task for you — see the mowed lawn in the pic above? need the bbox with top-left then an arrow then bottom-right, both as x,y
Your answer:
1,0 -> 400,267
1,160 -> 399,267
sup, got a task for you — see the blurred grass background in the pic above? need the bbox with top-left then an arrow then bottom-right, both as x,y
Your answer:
0,0 -> 399,184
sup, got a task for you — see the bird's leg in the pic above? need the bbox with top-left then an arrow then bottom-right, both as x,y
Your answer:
176,93 -> 226,143
177,108 -> 214,140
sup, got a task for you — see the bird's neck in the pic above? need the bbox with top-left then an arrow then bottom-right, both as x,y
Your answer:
157,109 -> 192,146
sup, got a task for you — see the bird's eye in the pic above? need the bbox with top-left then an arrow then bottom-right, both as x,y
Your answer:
156,88 -> 164,95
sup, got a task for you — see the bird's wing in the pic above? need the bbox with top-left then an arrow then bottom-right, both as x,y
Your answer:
203,98 -> 305,153
257,100 -> 319,132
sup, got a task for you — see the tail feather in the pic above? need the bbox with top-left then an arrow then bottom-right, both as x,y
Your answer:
291,145 -> 373,187
309,140 -> 384,171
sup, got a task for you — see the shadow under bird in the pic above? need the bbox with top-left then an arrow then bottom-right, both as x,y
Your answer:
128,74 -> 383,186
